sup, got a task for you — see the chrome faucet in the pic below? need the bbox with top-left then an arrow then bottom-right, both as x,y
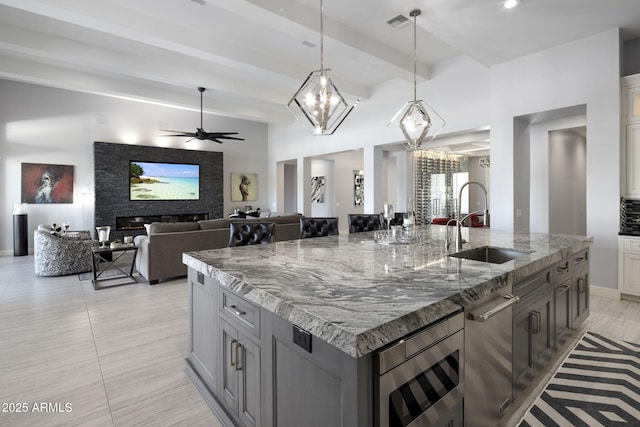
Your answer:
444,181 -> 490,252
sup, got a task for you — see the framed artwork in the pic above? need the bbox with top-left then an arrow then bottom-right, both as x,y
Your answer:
354,170 -> 364,206
231,172 -> 258,202
21,163 -> 74,204
310,176 -> 326,203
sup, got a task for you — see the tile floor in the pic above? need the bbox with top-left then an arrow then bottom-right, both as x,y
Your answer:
0,254 -> 222,427
1,254 -> 639,426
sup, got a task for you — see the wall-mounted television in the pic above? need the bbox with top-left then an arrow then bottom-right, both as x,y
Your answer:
129,161 -> 200,200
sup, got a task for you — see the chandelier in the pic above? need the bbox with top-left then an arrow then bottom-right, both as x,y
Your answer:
388,9 -> 445,150
287,0 -> 358,135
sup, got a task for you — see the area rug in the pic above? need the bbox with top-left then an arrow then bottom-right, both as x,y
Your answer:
518,331 -> 640,426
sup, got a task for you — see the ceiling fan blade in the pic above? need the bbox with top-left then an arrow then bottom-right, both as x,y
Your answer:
160,130 -> 197,137
204,132 -> 244,141
157,88 -> 243,143
217,136 -> 245,141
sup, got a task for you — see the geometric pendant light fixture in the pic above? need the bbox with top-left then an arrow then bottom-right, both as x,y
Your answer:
388,9 -> 445,150
287,0 -> 359,135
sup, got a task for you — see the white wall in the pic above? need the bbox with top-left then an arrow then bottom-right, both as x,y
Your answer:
0,80 -> 269,254
491,29 -> 621,288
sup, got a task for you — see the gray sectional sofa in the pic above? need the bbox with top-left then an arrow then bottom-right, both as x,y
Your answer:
134,214 -> 302,284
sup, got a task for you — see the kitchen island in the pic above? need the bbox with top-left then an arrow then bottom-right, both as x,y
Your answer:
183,226 -> 592,427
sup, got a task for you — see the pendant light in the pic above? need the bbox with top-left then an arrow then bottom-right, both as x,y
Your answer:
388,9 -> 445,150
287,0 -> 358,135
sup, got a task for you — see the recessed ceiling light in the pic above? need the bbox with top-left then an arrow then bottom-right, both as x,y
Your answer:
502,0 -> 521,9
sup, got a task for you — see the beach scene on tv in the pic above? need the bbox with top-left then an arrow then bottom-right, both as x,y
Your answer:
130,161 -> 200,200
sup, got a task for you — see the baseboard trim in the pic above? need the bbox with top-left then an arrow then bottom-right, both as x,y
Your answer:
590,285 -> 620,300
0,250 -> 32,257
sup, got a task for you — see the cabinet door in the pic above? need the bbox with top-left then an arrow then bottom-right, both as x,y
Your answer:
238,334 -> 261,427
512,308 -> 534,394
188,273 -> 217,392
624,81 -> 640,123
219,317 -> 262,427
571,268 -> 590,328
554,281 -> 571,349
623,252 -> 640,296
531,294 -> 553,370
220,318 -> 240,413
626,124 -> 640,197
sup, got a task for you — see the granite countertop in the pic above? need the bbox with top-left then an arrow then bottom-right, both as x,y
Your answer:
183,226 -> 592,358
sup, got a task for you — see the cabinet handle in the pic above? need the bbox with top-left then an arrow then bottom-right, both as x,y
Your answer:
575,256 -> 586,262
557,265 -> 569,272
555,284 -> 570,295
468,294 -> 520,322
235,342 -> 242,371
578,278 -> 586,294
229,305 -> 246,316
531,311 -> 541,335
230,339 -> 237,367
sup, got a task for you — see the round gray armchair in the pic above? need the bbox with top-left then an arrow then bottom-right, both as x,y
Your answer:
34,225 -> 98,276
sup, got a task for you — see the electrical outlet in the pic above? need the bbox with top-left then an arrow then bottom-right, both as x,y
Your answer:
293,325 -> 312,353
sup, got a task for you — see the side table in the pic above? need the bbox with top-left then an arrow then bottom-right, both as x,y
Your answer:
91,245 -> 139,290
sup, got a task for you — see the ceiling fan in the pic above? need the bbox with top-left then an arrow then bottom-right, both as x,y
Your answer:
161,87 -> 244,143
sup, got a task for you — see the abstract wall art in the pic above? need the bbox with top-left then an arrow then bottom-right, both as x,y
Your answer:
21,163 -> 74,204
310,175 -> 326,203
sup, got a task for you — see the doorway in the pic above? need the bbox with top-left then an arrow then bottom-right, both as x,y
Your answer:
548,127 -> 586,235
522,106 -> 587,235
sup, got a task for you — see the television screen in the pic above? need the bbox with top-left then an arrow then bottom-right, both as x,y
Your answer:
129,161 -> 200,200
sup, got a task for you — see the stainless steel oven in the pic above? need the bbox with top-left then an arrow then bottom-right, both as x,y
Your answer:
374,311 -> 464,427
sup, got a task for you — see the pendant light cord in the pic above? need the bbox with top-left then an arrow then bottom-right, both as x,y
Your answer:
411,10 -> 420,102
320,0 -> 324,71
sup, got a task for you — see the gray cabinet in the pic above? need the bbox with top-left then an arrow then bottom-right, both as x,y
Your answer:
188,270 -> 218,393
553,259 -> 572,349
512,269 -> 553,395
219,317 -> 261,427
570,249 -> 590,329
513,250 -> 590,400
553,279 -> 571,348
263,308 -> 372,427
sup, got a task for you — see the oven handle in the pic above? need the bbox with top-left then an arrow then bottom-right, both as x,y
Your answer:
467,294 -> 520,322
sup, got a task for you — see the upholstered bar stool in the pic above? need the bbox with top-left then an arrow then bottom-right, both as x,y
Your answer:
228,222 -> 276,247
347,214 -> 384,233
299,217 -> 339,239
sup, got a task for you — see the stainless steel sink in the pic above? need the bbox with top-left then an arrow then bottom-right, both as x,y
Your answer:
448,246 -> 530,264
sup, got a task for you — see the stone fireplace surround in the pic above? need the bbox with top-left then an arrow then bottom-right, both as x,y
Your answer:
94,141 -> 223,243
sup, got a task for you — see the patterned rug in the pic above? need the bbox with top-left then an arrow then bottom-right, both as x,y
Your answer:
518,331 -> 640,426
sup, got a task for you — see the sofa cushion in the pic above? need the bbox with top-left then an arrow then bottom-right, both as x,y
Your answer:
198,218 -> 231,230
266,214 -> 302,224
147,222 -> 199,234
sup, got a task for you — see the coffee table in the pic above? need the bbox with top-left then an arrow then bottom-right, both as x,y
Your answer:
91,245 -> 138,290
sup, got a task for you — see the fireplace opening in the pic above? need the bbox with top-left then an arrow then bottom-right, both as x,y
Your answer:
115,213 -> 210,231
